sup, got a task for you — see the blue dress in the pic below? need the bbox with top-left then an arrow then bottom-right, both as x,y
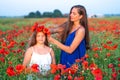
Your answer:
60,29 -> 86,68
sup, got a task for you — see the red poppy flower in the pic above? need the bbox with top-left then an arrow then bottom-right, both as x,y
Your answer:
54,74 -> 61,80
31,22 -> 51,36
118,64 -> 120,67
43,28 -> 49,33
71,64 -> 78,73
31,64 -> 39,73
57,64 -> 66,69
50,64 -> 58,74
1,41 -> 7,47
106,53 -> 111,57
108,63 -> 114,68
15,64 -> 25,74
36,27 -> 42,32
74,76 -> 84,80
92,47 -> 99,51
82,60 -> 89,70
111,72 -> 117,78
7,40 -> 16,49
94,53 -> 99,58
6,66 -> 16,76
103,44 -> 118,50
0,57 -> 5,62
75,59 -> 81,63
118,57 -> 120,61
91,68 -> 103,80
20,42 -> 25,46
89,63 -> 97,71
31,22 -> 38,32
68,75 -> 73,80
106,41 -> 112,44
65,68 -> 76,74
85,54 -> 89,58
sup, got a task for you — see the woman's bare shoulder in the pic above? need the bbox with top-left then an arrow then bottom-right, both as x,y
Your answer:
76,26 -> 85,35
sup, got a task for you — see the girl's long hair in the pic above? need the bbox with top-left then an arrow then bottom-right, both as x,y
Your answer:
61,5 -> 90,50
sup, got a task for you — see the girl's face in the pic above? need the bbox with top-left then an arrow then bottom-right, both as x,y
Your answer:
70,8 -> 81,22
36,32 -> 46,44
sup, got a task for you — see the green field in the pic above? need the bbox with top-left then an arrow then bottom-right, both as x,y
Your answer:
0,17 -> 120,80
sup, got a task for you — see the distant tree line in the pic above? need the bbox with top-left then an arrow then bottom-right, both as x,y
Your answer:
24,9 -> 68,18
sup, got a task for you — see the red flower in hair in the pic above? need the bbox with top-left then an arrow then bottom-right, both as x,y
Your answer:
31,22 -> 51,35
36,27 -> 42,32
31,22 -> 38,32
43,27 -> 51,35
39,25 -> 44,29
43,28 -> 49,33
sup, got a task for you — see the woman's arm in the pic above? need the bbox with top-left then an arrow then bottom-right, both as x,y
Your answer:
49,27 -> 85,54
22,48 -> 32,67
50,21 -> 67,34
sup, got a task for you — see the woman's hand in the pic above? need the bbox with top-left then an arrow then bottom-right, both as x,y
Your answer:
47,36 -> 55,43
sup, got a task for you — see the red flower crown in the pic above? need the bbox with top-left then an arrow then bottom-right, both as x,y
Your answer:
31,22 -> 51,36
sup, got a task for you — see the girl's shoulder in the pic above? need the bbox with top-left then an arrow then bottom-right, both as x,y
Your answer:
26,46 -> 33,52
45,46 -> 52,52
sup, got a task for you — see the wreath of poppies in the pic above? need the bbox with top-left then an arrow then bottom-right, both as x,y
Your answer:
31,22 -> 51,35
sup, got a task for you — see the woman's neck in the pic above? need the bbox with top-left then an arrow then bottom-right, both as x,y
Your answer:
73,21 -> 80,28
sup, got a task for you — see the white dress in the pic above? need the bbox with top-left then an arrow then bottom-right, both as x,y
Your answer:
29,47 -> 52,75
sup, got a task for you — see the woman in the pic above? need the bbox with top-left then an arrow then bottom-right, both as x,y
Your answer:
49,5 -> 90,68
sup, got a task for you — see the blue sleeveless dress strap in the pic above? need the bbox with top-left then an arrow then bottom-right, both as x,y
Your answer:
60,28 -> 86,68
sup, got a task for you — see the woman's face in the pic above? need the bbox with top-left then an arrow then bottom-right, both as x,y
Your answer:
36,32 -> 46,44
70,8 -> 81,22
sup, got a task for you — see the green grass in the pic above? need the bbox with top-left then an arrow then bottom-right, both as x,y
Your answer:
0,17 -> 120,80
0,18 -> 45,31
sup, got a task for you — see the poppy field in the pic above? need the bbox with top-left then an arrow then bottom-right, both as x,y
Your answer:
0,17 -> 120,80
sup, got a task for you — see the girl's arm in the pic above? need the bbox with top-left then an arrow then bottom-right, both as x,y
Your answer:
50,48 -> 56,64
22,48 -> 32,67
49,27 -> 85,54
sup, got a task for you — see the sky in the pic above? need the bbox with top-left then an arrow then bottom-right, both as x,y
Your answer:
0,0 -> 120,16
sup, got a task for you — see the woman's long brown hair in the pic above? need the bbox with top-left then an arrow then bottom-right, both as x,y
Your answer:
61,5 -> 90,50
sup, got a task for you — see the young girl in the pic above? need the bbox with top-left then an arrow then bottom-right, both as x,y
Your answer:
23,23 -> 56,76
